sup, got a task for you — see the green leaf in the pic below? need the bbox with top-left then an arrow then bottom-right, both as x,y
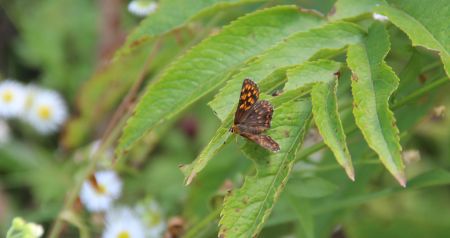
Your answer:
180,67 -> 310,185
179,122 -> 232,185
123,0 -> 265,50
285,60 -> 340,90
210,21 -> 365,121
219,99 -> 312,238
286,60 -> 354,180
116,6 -> 325,156
346,23 -> 405,186
376,0 -> 450,77
329,0 -> 386,20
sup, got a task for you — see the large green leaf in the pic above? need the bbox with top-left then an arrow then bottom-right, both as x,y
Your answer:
219,99 -> 312,238
116,6 -> 325,156
210,21 -> 365,121
123,0 -> 264,50
180,66 -> 301,185
181,59 -> 354,185
287,60 -> 354,180
64,0 -> 269,148
346,23 -> 405,186
376,0 -> 450,77
329,0 -> 386,20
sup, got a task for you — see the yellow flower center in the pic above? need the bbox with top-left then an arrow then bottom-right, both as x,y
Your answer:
1,90 -> 13,103
38,106 -> 52,120
96,184 -> 107,194
117,231 -> 130,238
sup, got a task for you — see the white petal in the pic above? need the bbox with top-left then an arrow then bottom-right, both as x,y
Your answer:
79,170 -> 122,212
24,87 -> 68,134
128,1 -> 158,17
0,80 -> 27,118
103,207 -> 146,238
373,13 -> 389,21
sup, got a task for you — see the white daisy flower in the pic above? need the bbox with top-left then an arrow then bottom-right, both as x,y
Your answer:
24,87 -> 68,134
0,119 -> 11,145
373,13 -> 389,22
103,207 -> 146,238
0,80 -> 27,118
79,170 -> 122,212
128,0 -> 158,17
135,199 -> 166,238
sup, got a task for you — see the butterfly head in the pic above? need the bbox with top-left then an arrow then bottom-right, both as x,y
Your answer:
229,124 -> 239,133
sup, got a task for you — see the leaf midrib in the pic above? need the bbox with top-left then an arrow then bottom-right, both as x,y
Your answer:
358,44 -> 393,161
246,117 -> 305,236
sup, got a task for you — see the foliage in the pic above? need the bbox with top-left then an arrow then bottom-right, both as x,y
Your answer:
1,0 -> 450,237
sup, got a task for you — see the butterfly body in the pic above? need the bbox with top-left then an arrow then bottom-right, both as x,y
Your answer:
230,79 -> 280,152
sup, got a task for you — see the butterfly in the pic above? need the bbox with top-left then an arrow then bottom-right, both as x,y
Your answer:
229,78 -> 280,152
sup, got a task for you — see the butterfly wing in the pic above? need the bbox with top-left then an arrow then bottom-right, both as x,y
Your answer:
232,79 -> 280,152
241,132 -> 280,152
238,100 -> 273,134
234,78 -> 260,124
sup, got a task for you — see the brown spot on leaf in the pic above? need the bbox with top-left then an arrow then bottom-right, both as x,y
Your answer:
419,74 -> 427,84
130,36 -> 149,48
334,71 -> 341,79
392,120 -> 397,128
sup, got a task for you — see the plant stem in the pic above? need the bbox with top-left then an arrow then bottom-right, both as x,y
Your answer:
392,76 -> 448,110
101,38 -> 163,142
183,208 -> 222,238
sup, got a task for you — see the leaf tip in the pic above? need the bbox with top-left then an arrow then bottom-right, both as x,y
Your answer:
185,172 -> 196,186
345,166 -> 355,181
395,172 -> 407,188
